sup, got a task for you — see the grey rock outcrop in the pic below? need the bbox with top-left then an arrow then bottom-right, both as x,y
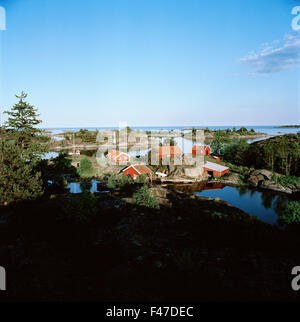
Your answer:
184,166 -> 203,179
259,180 -> 292,194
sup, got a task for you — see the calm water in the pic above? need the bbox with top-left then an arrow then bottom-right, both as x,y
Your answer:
42,149 -> 99,160
43,125 -> 299,157
66,178 -> 300,226
195,185 -> 300,226
44,125 -> 300,136
67,179 -> 109,194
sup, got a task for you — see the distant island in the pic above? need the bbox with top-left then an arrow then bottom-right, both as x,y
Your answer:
276,125 -> 300,128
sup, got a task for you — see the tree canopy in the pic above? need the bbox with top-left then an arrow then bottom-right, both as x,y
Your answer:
3,91 -> 49,153
0,92 -> 48,205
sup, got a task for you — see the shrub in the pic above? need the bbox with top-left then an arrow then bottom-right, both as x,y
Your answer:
238,175 -> 247,185
62,191 -> 99,223
80,180 -> 92,192
225,162 -> 249,174
118,174 -> 134,188
78,158 -> 94,177
135,174 -> 149,184
46,152 -> 78,177
222,140 -> 250,165
107,174 -> 134,190
107,174 -> 118,189
280,202 -> 300,224
133,185 -> 159,210
272,174 -> 300,189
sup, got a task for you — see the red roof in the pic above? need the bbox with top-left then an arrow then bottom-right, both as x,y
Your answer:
107,149 -> 129,161
123,164 -> 152,175
134,164 -> 152,175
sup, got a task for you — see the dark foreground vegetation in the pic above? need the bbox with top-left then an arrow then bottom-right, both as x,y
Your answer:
1,187 -> 300,301
1,93 -> 300,301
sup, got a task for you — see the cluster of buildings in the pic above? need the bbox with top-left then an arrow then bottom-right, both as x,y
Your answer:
106,144 -> 229,180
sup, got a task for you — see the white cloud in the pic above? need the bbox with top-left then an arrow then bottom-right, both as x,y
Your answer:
240,32 -> 300,74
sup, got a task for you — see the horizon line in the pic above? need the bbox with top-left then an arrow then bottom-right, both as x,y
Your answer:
40,124 -> 297,129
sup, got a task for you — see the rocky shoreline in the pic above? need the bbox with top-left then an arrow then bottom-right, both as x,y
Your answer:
89,166 -> 299,196
152,168 -> 300,195
211,168 -> 300,194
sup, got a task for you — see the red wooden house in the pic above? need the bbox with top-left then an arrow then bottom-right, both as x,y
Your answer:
106,149 -> 130,163
203,161 -> 229,177
122,164 -> 153,180
192,145 -> 211,155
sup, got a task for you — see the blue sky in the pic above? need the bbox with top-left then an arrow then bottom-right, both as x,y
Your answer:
0,0 -> 299,127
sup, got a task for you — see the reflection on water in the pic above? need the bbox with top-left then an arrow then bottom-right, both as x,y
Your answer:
167,181 -> 225,194
43,149 -> 98,160
43,151 -> 59,159
68,179 -> 109,194
168,182 -> 300,226
197,185 -> 300,226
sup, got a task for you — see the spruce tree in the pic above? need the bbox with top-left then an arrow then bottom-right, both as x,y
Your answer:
0,140 -> 43,205
0,92 -> 48,205
3,91 -> 49,155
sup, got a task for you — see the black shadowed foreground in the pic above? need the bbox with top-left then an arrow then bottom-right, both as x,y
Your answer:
1,187 -> 300,302
1,93 -> 300,302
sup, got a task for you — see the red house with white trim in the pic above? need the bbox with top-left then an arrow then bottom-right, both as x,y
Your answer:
192,145 -> 211,155
203,161 -> 229,177
107,149 -> 130,163
122,164 -> 153,180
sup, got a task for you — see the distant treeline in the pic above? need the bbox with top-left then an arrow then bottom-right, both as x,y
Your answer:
218,133 -> 300,177
203,127 -> 256,134
276,125 -> 300,128
63,129 -> 99,143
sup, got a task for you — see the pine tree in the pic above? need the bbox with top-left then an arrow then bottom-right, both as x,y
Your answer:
0,92 -> 48,205
4,91 -> 49,154
0,140 -> 43,205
